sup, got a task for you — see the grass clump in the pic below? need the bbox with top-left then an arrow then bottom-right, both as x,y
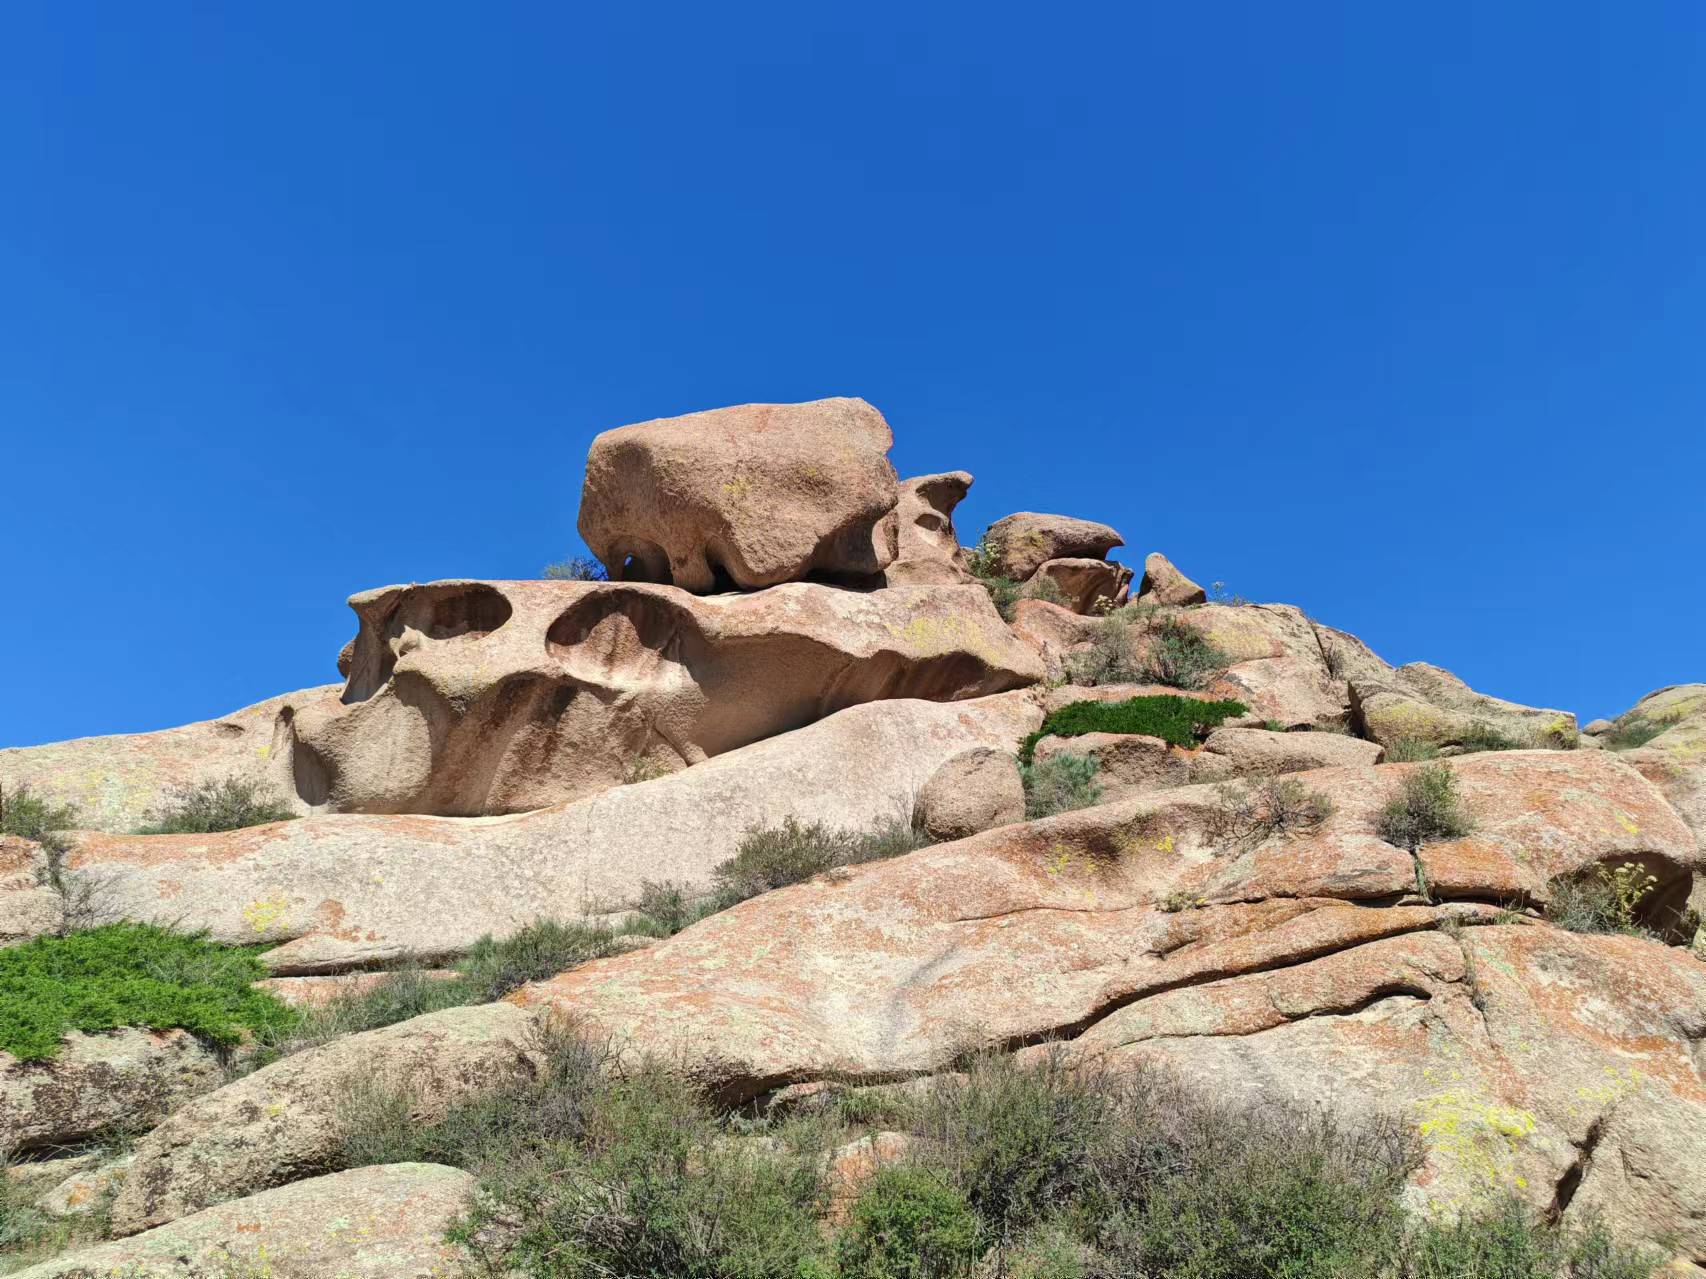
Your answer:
1376,762 -> 1474,852
1601,716 -> 1668,752
0,923 -> 292,1062
1018,695 -> 1248,765
136,776 -> 295,835
1385,736 -> 1441,763
1206,776 -> 1335,848
0,785 -> 77,853
628,817 -> 934,937
1020,754 -> 1103,820
1546,862 -> 1661,939
1456,720 -> 1527,754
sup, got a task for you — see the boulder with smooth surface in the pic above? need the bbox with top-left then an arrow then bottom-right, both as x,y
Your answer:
982,512 -> 1123,581
1136,552 -> 1207,606
915,747 -> 1026,841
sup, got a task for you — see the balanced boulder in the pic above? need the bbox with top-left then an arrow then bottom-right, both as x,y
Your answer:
982,512 -> 1123,580
578,397 -> 899,592
1136,551 -> 1207,606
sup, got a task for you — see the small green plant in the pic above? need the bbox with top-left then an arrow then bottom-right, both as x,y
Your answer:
136,777 -> 295,835
1546,862 -> 1661,938
1018,695 -> 1248,764
0,784 -> 77,851
1401,1194 -> 1659,1278
1600,712 -> 1671,752
1156,890 -> 1201,913
835,1166 -> 983,1279
1134,613 -> 1229,690
0,923 -> 293,1062
543,554 -> 609,581
1020,754 -> 1103,820
1376,763 -> 1473,852
0,784 -> 98,935
1206,776 -> 1334,848
1385,736 -> 1441,763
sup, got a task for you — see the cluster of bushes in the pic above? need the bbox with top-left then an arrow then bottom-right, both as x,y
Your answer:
1020,695 -> 1249,765
1207,775 -> 1335,847
332,1038 -> 1659,1279
1064,608 -> 1230,691
1020,753 -> 1104,820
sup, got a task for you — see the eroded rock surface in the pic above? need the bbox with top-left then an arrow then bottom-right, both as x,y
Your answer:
1030,557 -> 1133,614
110,1004 -> 534,1235
294,578 -> 1041,815
1350,662 -> 1578,751
1603,685 -> 1706,855
25,694 -> 1041,972
578,397 -> 900,592
23,1163 -> 473,1277
885,471 -> 975,586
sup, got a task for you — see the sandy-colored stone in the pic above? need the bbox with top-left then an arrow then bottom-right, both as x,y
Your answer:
1350,662 -> 1578,752
20,1163 -> 473,1277
1033,731 -> 1194,798
253,970 -> 458,1008
1029,557 -> 1133,614
0,1029 -> 225,1154
1607,684 -> 1706,863
826,1131 -> 914,1225
1033,727 -> 1383,801
110,1004 -> 534,1235
294,578 -> 1041,815
37,1153 -> 131,1217
915,747 -> 1026,841
578,397 -> 899,592
1198,726 -> 1385,774
885,472 -> 975,586
22,694 -> 1039,972
982,512 -> 1123,581
0,687 -> 340,834
1136,552 -> 1206,606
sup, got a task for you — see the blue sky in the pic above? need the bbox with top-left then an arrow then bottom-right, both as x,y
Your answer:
5,3 -> 1703,747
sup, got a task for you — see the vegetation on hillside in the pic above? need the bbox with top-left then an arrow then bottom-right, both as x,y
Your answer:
543,554 -> 609,582
0,924 -> 292,1062
1020,695 -> 1248,764
136,777 -> 296,835
1020,753 -> 1104,820
966,537 -> 1066,621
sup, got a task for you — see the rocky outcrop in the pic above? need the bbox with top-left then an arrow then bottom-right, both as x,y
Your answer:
26,694 -> 1041,972
512,750 -> 1706,1257
1136,552 -> 1206,606
1598,685 -> 1706,839
1349,662 -> 1578,752
885,472 -> 975,586
295,578 -> 1041,816
0,686 -> 339,834
1029,557 -> 1133,613
914,747 -> 1025,841
578,397 -> 900,592
22,1163 -> 473,1277
0,1029 -> 226,1153
982,512 -> 1123,581
110,1004 -> 534,1235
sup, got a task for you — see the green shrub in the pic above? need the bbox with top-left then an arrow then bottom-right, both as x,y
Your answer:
136,777 -> 296,835
1401,1195 -> 1658,1279
1206,776 -> 1335,847
543,554 -> 609,581
1019,695 -> 1248,764
1601,717 -> 1667,752
0,924 -> 293,1062
1059,607 -> 1230,690
1137,613 -> 1230,690
1020,754 -> 1103,820
1546,863 -> 1661,939
713,816 -> 930,903
835,1166 -> 983,1279
1376,763 -> 1474,852
0,784 -> 77,852
1385,737 -> 1441,763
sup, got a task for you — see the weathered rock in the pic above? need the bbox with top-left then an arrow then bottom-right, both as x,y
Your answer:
982,512 -> 1123,581
0,836 -> 65,944
1033,732 -> 1193,797
578,397 -> 899,592
294,578 -> 1041,815
1033,727 -> 1383,802
885,472 -> 975,586
254,970 -> 458,1008
1029,558 -> 1133,614
0,687 -> 339,834
1136,552 -> 1206,606
1583,717 -> 1614,736
512,749 -> 1704,1258
37,1153 -> 131,1217
110,1003 -> 535,1235
0,1029 -> 226,1154
826,1131 -> 914,1225
1350,662 -> 1578,753
915,748 -> 1026,841
1606,684 -> 1706,860
27,694 -> 1041,972
21,1164 -> 473,1277
1197,726 -> 1385,775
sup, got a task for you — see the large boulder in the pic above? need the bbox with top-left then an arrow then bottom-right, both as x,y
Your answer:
293,578 -> 1041,816
24,693 -> 1041,973
1135,551 -> 1206,606
914,747 -> 1025,841
982,512 -> 1123,581
578,397 -> 899,592
20,1164 -> 473,1277
0,686 -> 339,834
0,1029 -> 226,1153
1350,662 -> 1578,751
1602,685 -> 1706,866
513,749 -> 1706,1259
884,471 -> 975,586
109,1003 -> 536,1235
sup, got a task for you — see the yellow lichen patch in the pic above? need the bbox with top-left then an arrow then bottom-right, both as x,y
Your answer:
241,895 -> 292,934
881,614 -> 1001,664
1414,1086 -> 1537,1191
1615,812 -> 1641,835
720,472 -> 755,504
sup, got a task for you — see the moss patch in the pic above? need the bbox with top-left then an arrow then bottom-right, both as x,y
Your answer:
1019,695 -> 1248,764
0,923 -> 294,1062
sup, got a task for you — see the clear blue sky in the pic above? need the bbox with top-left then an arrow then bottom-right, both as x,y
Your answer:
5,3 -> 1703,748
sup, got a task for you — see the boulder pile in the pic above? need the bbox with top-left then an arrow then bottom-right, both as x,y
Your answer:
1,396 -> 1702,1274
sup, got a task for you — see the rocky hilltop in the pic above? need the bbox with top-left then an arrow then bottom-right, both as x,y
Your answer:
0,398 -> 1702,1277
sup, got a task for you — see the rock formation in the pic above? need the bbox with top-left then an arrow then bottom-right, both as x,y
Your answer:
3,394 -> 1704,1271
